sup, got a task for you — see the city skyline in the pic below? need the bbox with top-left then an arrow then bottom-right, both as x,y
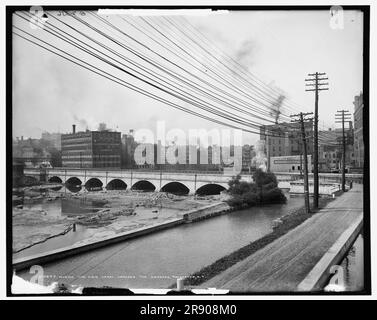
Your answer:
13,10 -> 363,145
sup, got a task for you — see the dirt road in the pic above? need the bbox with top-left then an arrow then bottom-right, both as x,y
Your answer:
202,184 -> 364,292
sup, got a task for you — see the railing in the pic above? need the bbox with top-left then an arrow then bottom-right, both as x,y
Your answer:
24,167 -> 242,176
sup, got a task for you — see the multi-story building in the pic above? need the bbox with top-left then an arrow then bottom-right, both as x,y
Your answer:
121,130 -> 138,168
353,92 -> 364,168
41,132 -> 62,150
13,136 -> 53,167
241,144 -> 255,172
61,125 -> 121,168
259,121 -> 314,164
270,154 -> 312,173
318,124 -> 355,172
127,140 -> 255,173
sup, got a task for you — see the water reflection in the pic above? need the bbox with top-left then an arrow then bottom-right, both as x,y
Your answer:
339,233 -> 364,291
65,184 -> 82,193
61,198 -> 106,216
49,186 -> 63,192
13,197 -> 106,259
326,233 -> 364,292
85,186 -> 103,192
16,193 -> 308,288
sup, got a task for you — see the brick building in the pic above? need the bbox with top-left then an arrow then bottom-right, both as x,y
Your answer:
259,121 -> 314,160
353,92 -> 364,168
61,125 -> 121,168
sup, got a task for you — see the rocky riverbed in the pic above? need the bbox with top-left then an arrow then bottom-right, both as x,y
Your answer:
12,184 -> 226,254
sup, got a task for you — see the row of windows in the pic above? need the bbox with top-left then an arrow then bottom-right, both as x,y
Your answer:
62,143 -> 92,149
62,149 -> 92,155
62,137 -> 92,143
62,161 -> 93,165
62,155 -> 92,159
93,155 -> 120,159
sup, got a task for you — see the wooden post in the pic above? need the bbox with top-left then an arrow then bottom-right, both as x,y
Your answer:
266,134 -> 270,172
291,112 -> 313,214
300,113 -> 311,214
335,110 -> 351,192
305,72 -> 328,209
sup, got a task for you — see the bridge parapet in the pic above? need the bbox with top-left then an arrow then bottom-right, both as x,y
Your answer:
25,168 -> 252,183
23,168 -> 253,194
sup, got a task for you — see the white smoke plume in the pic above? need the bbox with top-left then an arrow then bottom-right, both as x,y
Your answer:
251,140 -> 267,172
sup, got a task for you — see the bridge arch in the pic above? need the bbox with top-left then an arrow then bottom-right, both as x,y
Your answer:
161,181 -> 190,195
132,180 -> 156,192
106,179 -> 127,190
85,178 -> 103,191
65,177 -> 82,186
195,183 -> 227,196
48,176 -> 63,183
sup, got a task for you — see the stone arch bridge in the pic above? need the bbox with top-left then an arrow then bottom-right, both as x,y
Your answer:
24,168 -> 254,195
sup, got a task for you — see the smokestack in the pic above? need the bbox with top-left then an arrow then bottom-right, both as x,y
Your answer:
21,136 -> 23,141
72,124 -> 76,134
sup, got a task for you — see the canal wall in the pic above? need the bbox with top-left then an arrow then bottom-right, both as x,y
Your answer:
183,202 -> 231,222
13,217 -> 185,271
13,202 -> 232,271
296,214 -> 363,292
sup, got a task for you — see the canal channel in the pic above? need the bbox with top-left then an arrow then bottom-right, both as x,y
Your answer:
15,190 -> 306,289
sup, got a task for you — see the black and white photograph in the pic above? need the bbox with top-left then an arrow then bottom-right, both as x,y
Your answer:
3,2 -> 374,302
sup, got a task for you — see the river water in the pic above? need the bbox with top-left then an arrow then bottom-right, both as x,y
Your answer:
15,191 -> 306,289
325,233 -> 364,292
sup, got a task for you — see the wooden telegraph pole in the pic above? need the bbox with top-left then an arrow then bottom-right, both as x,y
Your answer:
305,72 -> 329,209
335,110 -> 352,191
291,112 -> 314,213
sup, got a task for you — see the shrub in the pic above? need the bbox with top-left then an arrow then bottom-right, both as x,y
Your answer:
226,170 -> 286,207
263,187 -> 287,204
227,194 -> 245,207
253,169 -> 278,188
242,191 -> 259,206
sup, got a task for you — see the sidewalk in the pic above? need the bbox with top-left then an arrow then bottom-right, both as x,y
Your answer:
202,184 -> 364,292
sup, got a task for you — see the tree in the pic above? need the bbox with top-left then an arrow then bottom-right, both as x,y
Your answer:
227,170 -> 286,208
253,169 -> 278,188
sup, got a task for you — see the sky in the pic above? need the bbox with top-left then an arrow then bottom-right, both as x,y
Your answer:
12,9 -> 364,146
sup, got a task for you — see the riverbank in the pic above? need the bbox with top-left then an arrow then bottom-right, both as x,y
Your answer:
13,207 -> 72,253
12,186 -> 228,255
13,200 -> 236,271
180,196 -> 337,288
15,192 -> 307,289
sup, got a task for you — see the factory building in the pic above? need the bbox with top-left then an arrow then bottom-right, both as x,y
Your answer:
61,124 -> 121,168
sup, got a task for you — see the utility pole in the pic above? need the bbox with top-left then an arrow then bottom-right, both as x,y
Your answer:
266,133 -> 270,172
305,72 -> 329,209
335,110 -> 352,191
298,138 -> 303,178
291,112 -> 313,214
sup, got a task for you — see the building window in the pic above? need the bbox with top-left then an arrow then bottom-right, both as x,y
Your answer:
292,166 -> 295,170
